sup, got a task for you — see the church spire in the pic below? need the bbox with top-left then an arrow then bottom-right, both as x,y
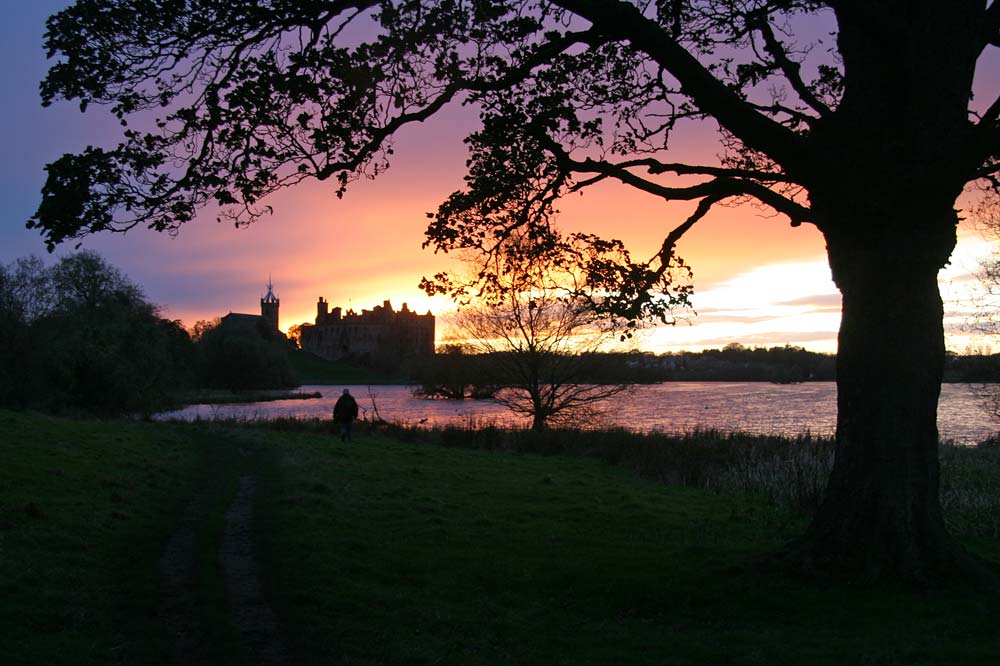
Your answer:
262,274 -> 278,304
260,275 -> 279,331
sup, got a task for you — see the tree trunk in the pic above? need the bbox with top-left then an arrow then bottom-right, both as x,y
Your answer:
803,221 -> 996,586
789,0 -> 998,585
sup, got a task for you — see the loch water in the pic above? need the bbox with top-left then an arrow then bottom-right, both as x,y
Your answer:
155,382 -> 998,445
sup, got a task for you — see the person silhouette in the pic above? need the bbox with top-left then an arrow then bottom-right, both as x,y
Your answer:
332,388 -> 360,442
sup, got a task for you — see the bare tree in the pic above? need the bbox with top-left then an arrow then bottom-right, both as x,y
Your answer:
961,191 -> 1000,419
970,187 -> 1000,333
449,243 -> 631,430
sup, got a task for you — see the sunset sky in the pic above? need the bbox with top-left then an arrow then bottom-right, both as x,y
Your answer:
3,2 -> 999,354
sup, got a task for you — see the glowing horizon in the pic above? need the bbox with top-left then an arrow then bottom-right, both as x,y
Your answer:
194,227 -> 995,358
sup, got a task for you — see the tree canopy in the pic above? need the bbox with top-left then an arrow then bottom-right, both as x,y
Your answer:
32,1 -> 1000,583
31,2 -> 998,313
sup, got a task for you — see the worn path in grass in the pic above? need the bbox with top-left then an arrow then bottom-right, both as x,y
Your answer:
220,470 -> 288,665
158,432 -> 290,665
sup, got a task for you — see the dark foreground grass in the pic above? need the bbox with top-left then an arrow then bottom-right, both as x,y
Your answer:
0,410 -> 252,665
252,417 -> 1000,539
3,410 -> 1000,665
0,410 -> 199,665
252,424 -> 1000,665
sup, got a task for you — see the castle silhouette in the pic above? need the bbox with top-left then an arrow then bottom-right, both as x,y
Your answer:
220,279 -> 436,367
299,297 -> 435,366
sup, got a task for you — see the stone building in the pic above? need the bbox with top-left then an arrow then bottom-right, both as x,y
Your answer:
219,277 -> 287,342
299,297 -> 435,367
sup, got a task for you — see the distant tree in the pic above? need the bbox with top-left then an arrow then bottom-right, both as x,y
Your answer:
31,0 -> 1000,582
697,342 -> 820,383
50,250 -> 144,311
286,323 -> 305,349
0,257 -> 52,404
27,297 -> 194,415
963,196 -> 1000,417
188,307 -> 297,389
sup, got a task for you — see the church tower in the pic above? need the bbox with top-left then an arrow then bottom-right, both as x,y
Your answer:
261,276 -> 279,331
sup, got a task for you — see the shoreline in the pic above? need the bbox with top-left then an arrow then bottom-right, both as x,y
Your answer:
171,389 -> 323,406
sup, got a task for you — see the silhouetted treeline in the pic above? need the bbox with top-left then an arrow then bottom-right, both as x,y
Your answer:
648,343 -> 837,383
0,252 -> 296,416
410,344 -> 1000,388
943,352 -> 1000,383
407,343 -> 837,394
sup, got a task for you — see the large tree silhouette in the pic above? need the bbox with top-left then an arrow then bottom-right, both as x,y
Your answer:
32,0 -> 1000,584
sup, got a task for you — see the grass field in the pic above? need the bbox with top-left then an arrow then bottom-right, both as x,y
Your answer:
2,410 -> 999,665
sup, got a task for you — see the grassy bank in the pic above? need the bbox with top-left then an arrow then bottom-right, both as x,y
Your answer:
3,410 -> 999,664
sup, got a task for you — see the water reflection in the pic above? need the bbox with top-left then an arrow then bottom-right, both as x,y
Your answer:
154,382 -> 999,445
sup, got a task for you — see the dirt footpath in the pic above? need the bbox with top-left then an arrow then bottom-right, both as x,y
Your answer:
220,474 -> 288,665
158,445 -> 289,665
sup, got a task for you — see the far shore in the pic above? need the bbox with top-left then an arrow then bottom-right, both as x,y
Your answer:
173,389 -> 323,406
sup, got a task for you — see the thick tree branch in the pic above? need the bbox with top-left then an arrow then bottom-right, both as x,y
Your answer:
579,157 -> 797,183
976,156 -> 1000,179
552,0 -> 809,175
315,82 -> 461,182
655,193 -> 722,270
968,94 -> 1000,177
553,150 -> 812,226
979,93 -> 1000,130
747,100 -> 817,128
754,18 -> 831,118
463,29 -> 607,93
